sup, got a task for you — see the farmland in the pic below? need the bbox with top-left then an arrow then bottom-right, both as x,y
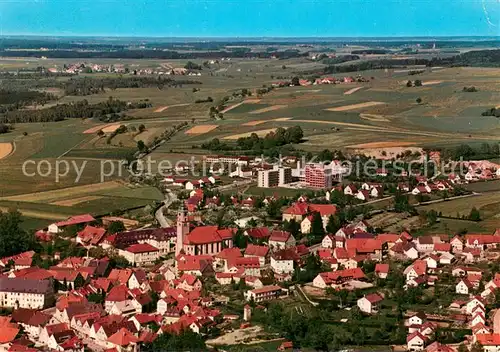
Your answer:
1,49 -> 500,227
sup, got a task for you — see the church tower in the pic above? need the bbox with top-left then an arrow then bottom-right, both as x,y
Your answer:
176,203 -> 190,255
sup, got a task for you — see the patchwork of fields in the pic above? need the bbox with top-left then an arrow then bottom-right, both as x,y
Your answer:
1,57 -> 499,227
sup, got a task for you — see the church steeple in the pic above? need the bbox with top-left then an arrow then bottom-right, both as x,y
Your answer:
176,203 -> 189,255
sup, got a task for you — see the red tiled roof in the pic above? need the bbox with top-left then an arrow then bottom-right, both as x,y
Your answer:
106,285 -> 130,302
476,333 -> 500,346
228,257 -> 260,268
184,226 -> 235,245
125,243 -> 159,253
215,248 -> 242,260
375,263 -> 389,274
245,244 -> 269,257
250,285 -> 282,295
245,227 -> 270,239
269,230 -> 291,242
107,327 -> 139,346
318,268 -> 366,284
364,293 -> 383,304
77,225 -> 106,244
53,214 -> 95,228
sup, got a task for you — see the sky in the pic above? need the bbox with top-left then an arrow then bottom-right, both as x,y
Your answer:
0,0 -> 499,37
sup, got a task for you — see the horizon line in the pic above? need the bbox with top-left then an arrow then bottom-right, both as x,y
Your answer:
1,34 -> 500,40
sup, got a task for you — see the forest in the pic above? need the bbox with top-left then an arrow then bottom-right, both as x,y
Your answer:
0,97 -> 151,123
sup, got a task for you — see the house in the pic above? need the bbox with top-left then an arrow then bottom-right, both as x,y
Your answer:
412,185 -> 431,195
416,237 -> 435,253
407,331 -> 427,351
107,327 -> 139,352
344,184 -> 357,196
370,186 -> 384,198
466,296 -> 485,314
244,227 -> 270,241
375,263 -> 390,279
282,203 -> 336,227
48,214 -> 95,234
456,278 -> 474,295
107,269 -> 147,290
270,249 -> 298,274
356,190 -> 370,201
226,257 -> 261,277
404,260 -> 427,281
244,245 -> 269,266
475,333 -> 500,352
0,277 -> 54,309
312,268 -> 366,289
269,231 -> 296,250
76,226 -> 107,246
118,243 -> 160,265
177,255 -> 215,277
357,293 -> 384,314
450,236 -> 463,253
408,312 -> 427,327
245,285 -> 284,302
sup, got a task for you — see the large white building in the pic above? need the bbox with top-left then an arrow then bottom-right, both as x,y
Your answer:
257,166 -> 292,188
118,243 -> 160,265
0,277 -> 54,309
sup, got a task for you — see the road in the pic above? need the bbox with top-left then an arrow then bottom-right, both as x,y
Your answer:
155,189 -> 177,228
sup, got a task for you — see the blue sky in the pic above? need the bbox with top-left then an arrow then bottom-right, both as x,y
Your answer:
0,0 -> 498,37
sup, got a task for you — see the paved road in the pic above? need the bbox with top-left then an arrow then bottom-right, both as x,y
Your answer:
155,189 -> 177,228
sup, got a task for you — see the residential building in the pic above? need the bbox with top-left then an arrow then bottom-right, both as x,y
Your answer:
0,278 -> 54,309
245,285 -> 284,302
305,163 -> 332,189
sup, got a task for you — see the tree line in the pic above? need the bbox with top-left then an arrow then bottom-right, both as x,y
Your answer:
0,97 -> 151,123
200,126 -> 304,154
0,89 -> 57,114
62,76 -> 202,96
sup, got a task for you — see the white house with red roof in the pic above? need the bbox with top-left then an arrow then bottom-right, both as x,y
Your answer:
282,202 -> 336,225
474,333 -> 500,352
269,231 -> 296,250
118,243 -> 160,265
245,285 -> 284,302
270,249 -> 299,274
407,331 -> 427,351
48,214 -> 95,234
456,278 -> 474,295
244,244 -> 269,266
375,263 -> 390,279
357,293 -> 384,314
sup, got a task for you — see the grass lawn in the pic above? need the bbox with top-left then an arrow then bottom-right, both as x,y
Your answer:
243,186 -> 308,198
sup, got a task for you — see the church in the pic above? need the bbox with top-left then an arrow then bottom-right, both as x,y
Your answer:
176,205 -> 234,256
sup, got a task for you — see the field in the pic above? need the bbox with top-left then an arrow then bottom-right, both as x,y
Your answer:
418,191 -> 500,229
1,55 -> 500,227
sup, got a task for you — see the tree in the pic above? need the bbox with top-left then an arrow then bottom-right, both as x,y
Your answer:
291,76 -> 300,86
326,214 -> 341,234
232,229 -> 247,249
414,80 -> 423,87
0,210 -> 36,258
137,140 -> 147,152
469,207 -> 481,221
107,221 -> 125,234
406,80 -> 413,87
283,219 -> 300,239
143,329 -> 207,351
309,211 -> 325,242
138,124 -> 146,132
416,97 -> 422,104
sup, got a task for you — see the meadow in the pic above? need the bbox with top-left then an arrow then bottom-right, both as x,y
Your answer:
1,55 -> 499,227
